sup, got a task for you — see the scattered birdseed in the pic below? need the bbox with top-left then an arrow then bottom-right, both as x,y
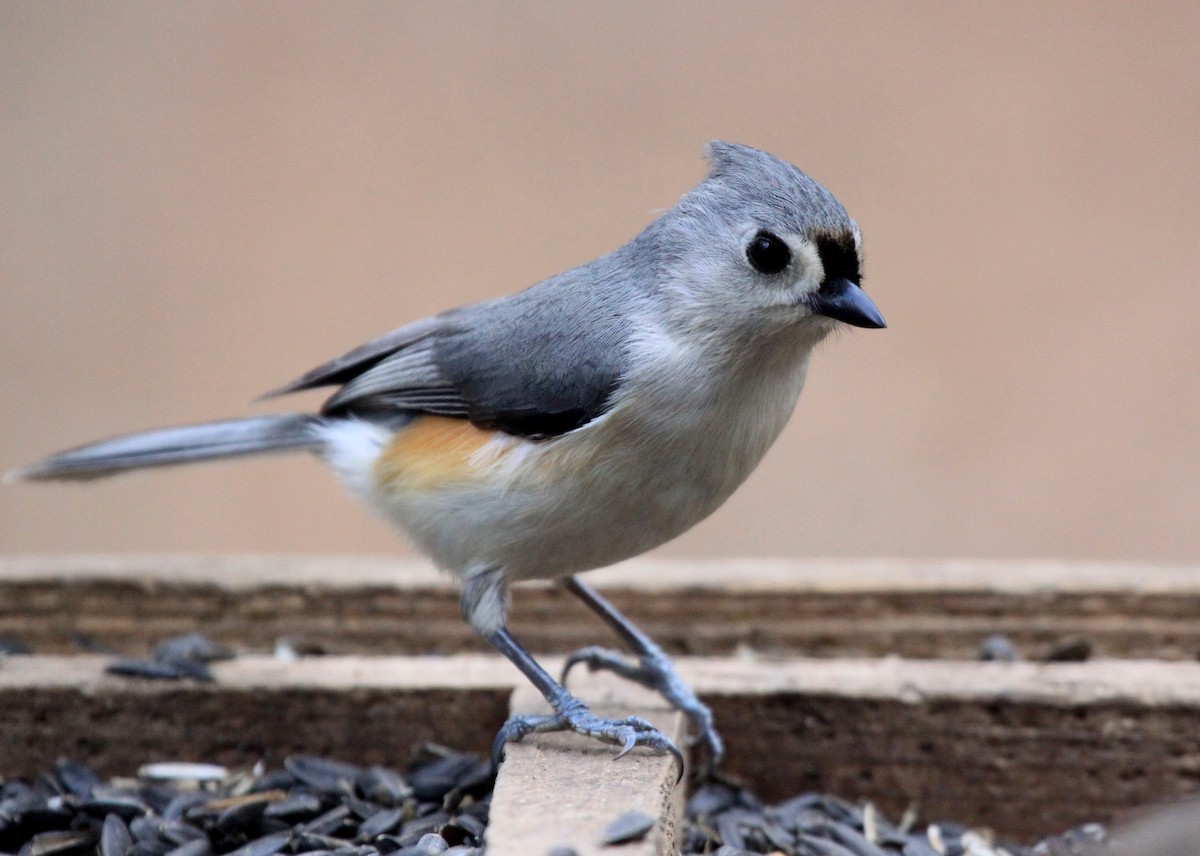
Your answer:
2,754 -> 1118,856
105,658 -> 213,681
680,779 -> 1111,856
0,637 -> 31,656
105,633 -> 232,682
979,635 -> 1021,662
139,764 -> 229,785
1042,638 -> 1094,663
0,750 -> 491,856
601,810 -> 655,845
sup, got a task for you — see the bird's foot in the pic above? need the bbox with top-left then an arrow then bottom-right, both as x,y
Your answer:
491,692 -> 683,774
561,644 -> 723,771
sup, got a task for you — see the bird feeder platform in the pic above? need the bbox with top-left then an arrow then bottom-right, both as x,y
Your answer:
2,556 -> 1199,852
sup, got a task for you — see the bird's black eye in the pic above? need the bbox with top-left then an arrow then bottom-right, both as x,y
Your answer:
746,231 -> 791,275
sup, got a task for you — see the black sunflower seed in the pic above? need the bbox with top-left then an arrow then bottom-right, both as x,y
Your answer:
686,783 -> 739,819
52,761 -> 98,800
249,771 -> 295,794
296,805 -> 352,837
81,794 -> 149,822
357,769 -> 411,808
344,796 -> 382,821
827,822 -> 889,856
901,835 -> 940,856
100,815 -> 134,856
162,794 -> 210,823
284,758 -> 361,796
223,831 -> 291,856
156,820 -> 206,847
129,816 -> 170,848
161,839 -> 211,856
980,634 -> 1021,662
151,634 -> 230,665
406,760 -> 470,805
353,808 -> 399,841
216,800 -> 269,835
397,810 -> 446,843
443,814 -> 483,843
105,660 -> 212,682
413,833 -> 448,854
291,832 -> 350,853
20,829 -> 94,856
0,638 -> 30,655
601,810 -> 655,846
262,794 -> 322,822
795,833 -> 859,856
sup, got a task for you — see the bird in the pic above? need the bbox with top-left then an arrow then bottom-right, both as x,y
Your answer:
9,141 -> 885,773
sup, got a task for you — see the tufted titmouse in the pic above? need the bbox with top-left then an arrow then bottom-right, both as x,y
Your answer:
11,142 -> 884,771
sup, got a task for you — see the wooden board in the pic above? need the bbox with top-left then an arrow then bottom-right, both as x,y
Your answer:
2,653 -> 1200,839
4,555 -> 1200,659
487,682 -> 687,856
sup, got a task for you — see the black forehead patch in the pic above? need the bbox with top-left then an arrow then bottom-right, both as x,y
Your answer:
815,234 -> 860,284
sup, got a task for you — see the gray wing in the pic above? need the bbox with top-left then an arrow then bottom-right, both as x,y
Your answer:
261,310 -> 462,398
267,273 -> 633,438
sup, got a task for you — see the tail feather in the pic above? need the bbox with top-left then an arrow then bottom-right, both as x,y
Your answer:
7,414 -> 323,483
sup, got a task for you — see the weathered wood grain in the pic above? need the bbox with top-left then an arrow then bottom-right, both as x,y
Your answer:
4,555 -> 1200,659
2,653 -> 1200,838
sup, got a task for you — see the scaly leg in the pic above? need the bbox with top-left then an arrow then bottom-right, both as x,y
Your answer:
462,568 -> 682,773
487,626 -> 683,772
559,575 -> 723,769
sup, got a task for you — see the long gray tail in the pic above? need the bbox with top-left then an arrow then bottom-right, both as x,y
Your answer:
8,414 -> 323,482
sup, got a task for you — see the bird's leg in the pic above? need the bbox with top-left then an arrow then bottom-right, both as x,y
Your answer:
462,568 -> 682,773
486,626 -> 683,771
559,575 -> 723,770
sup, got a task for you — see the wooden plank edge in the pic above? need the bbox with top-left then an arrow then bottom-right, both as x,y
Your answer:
6,553 -> 1200,593
6,652 -> 1199,704
486,682 -> 687,856
0,654 -> 514,781
7,555 -> 1200,662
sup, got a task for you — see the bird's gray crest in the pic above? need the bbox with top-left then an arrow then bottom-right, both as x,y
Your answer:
700,141 -> 853,236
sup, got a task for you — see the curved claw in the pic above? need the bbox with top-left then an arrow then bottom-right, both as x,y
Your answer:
613,731 -> 638,761
609,723 -> 685,780
561,645 -> 648,687
491,712 -> 547,769
490,705 -> 684,782
559,642 -> 723,775
490,724 -> 507,770
560,645 -> 606,686
645,735 -> 686,781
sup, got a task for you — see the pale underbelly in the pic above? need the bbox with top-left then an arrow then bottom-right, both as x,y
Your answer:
373,427 -> 726,579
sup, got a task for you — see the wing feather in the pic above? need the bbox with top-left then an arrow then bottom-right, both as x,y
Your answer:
264,258 -> 635,437
320,342 -> 457,413
260,311 -> 459,399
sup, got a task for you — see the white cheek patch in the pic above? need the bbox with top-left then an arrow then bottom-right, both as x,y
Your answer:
793,241 -> 825,293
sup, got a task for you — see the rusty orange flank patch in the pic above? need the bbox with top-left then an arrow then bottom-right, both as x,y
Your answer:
374,415 -> 505,490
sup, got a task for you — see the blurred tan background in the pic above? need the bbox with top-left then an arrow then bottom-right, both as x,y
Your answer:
2,2 -> 1198,562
